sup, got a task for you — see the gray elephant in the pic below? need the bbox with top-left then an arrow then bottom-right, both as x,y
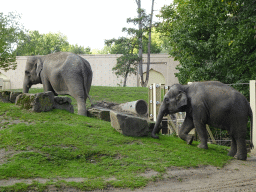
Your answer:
151,81 -> 253,160
23,52 -> 93,116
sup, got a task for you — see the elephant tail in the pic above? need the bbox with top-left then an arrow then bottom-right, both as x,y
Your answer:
81,57 -> 93,105
249,105 -> 254,149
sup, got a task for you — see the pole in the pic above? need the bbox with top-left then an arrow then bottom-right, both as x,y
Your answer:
250,80 -> 256,151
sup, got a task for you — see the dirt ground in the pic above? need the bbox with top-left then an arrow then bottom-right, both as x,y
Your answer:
1,151 -> 256,191
93,151 -> 256,192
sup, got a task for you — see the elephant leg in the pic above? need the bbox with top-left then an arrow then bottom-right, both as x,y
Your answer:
236,138 -> 247,160
228,136 -> 237,157
194,122 -> 208,149
178,115 -> 194,145
43,80 -> 57,96
75,96 -> 87,116
230,121 -> 247,160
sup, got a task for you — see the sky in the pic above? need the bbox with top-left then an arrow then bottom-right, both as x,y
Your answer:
1,0 -> 173,50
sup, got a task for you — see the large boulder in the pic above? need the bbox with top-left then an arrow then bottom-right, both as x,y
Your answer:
110,110 -> 154,137
16,91 -> 55,112
0,91 -> 22,103
15,92 -> 74,113
0,91 -> 11,103
54,96 -> 74,113
10,92 -> 22,103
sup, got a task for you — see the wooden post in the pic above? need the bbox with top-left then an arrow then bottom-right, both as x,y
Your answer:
148,85 -> 153,120
153,83 -> 161,122
250,80 -> 256,151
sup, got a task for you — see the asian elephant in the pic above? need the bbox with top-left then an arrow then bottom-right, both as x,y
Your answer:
23,52 -> 93,116
151,81 -> 253,160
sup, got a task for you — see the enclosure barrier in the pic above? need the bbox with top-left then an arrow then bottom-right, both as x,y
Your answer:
250,80 -> 256,150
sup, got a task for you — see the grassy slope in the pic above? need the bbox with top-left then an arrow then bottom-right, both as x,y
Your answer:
0,86 -> 232,191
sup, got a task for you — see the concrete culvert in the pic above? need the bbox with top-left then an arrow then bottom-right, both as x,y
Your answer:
119,100 -> 148,116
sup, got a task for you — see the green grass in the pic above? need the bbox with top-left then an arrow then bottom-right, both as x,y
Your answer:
0,86 -> 232,191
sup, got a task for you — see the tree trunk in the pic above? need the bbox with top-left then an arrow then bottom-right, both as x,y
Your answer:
123,61 -> 131,87
143,0 -> 154,87
136,0 -> 143,87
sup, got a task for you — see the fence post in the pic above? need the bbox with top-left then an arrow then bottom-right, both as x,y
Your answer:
153,83 -> 161,122
148,85 -> 153,120
250,80 -> 256,150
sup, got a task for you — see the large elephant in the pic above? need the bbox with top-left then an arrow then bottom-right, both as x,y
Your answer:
151,81 -> 253,160
23,52 -> 93,116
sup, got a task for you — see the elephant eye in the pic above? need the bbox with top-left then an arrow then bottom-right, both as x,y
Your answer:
164,98 -> 169,103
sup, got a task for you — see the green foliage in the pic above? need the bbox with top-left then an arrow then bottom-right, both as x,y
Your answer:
106,1 -> 162,87
15,30 -> 69,55
142,28 -> 163,54
0,12 -> 23,71
15,30 -> 92,56
65,44 -> 92,55
105,37 -> 140,87
91,46 -> 111,54
157,0 -> 256,97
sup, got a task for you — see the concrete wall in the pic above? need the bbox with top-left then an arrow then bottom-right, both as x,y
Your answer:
0,54 -> 179,89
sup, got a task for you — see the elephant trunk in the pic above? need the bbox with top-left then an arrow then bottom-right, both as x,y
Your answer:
151,104 -> 167,139
23,78 -> 31,93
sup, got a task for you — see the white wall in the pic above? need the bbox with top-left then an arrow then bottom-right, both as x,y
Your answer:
0,54 -> 179,89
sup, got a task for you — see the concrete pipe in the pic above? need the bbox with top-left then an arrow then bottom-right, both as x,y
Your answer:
119,100 -> 148,115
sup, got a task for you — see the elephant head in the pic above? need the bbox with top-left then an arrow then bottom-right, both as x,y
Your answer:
151,84 -> 188,139
23,56 -> 43,93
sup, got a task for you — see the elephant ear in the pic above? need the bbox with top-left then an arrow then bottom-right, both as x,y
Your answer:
176,91 -> 187,108
36,58 -> 43,77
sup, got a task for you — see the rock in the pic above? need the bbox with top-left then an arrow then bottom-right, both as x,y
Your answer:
15,92 -> 74,114
9,92 -> 22,103
88,107 -> 111,122
16,91 -> 55,112
33,92 -> 55,112
54,96 -> 74,113
15,93 -> 34,110
0,91 -> 11,103
110,110 -> 154,137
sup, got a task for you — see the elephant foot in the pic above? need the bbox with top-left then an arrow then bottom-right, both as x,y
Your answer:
236,153 -> 247,161
151,133 -> 159,139
186,135 -> 194,145
197,143 -> 208,149
227,150 -> 236,157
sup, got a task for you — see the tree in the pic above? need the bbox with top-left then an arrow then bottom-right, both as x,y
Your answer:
67,44 -> 91,54
16,30 -> 92,55
15,31 -> 69,55
145,0 -> 155,87
123,0 -> 155,87
105,37 -> 140,87
0,12 -> 23,70
157,0 -> 256,97
106,28 -> 162,87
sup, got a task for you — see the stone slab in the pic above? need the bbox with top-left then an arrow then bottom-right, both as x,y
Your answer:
110,110 -> 154,137
88,107 -> 111,122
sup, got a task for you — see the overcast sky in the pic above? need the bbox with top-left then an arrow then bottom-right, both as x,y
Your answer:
1,0 -> 173,50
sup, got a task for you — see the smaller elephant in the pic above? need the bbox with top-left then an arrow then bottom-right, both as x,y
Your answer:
23,52 -> 93,116
152,81 -> 253,160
